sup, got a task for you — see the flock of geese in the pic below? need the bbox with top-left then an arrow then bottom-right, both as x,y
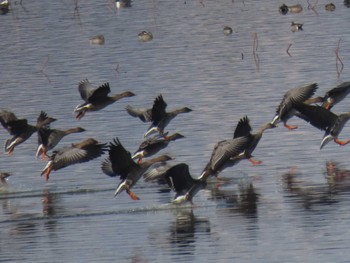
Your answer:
1,0 -> 350,204
1,79 -> 350,204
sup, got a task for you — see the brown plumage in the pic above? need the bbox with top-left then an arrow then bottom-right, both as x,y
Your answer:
74,79 -> 135,120
233,116 -> 276,165
144,94 -> 192,137
41,138 -> 107,181
199,136 -> 250,181
271,83 -> 318,130
101,137 -> 173,200
0,110 -> 56,154
132,133 -> 185,163
37,125 -> 86,160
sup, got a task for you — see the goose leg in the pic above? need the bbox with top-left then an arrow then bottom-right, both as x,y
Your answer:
249,158 -> 262,165
334,138 -> 350,146
284,122 -> 298,130
127,189 -> 140,200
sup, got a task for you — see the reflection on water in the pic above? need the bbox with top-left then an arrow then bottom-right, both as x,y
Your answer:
169,210 -> 210,250
2,0 -> 350,261
281,161 -> 350,210
209,178 -> 259,216
148,209 -> 210,262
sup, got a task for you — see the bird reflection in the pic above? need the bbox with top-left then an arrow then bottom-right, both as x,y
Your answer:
147,209 -> 211,261
325,160 -> 350,182
1,199 -> 40,236
168,210 -> 210,257
42,189 -> 58,217
281,167 -> 334,210
209,179 -> 259,216
280,163 -> 350,209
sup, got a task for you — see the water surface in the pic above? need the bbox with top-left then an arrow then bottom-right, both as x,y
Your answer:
1,0 -> 350,262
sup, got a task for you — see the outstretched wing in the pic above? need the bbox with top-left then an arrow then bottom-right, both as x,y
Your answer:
0,111 -> 30,136
125,105 -> 152,122
51,138 -> 107,171
233,116 -> 252,139
151,94 -> 167,126
101,138 -> 136,180
276,83 -> 318,118
164,163 -> 194,193
78,79 -> 97,101
295,103 -> 337,131
88,83 -> 111,104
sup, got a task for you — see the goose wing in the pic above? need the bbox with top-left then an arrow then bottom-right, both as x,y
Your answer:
208,136 -> 249,171
0,113 -> 29,136
125,105 -> 152,122
164,163 -> 194,193
88,83 -> 111,104
151,94 -> 167,126
295,103 -> 338,131
51,138 -> 107,171
233,116 -> 252,138
101,138 -> 136,180
276,83 -> 318,118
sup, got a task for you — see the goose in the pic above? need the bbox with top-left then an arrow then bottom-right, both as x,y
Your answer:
101,138 -> 173,200
74,79 -> 135,120
0,110 -> 56,154
41,138 -> 107,181
271,83 -> 318,130
144,94 -> 192,137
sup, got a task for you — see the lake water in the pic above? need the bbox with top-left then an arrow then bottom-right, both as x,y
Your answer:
1,0 -> 350,262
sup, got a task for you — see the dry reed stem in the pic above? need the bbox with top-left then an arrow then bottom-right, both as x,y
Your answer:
307,0 -> 319,15
286,44 -> 292,57
253,32 -> 260,71
335,38 -> 344,79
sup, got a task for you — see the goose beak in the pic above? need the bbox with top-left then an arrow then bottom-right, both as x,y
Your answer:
320,135 -> 333,150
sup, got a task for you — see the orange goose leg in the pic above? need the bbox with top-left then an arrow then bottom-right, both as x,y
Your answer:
127,190 -> 140,200
249,158 -> 262,165
45,166 -> 52,181
284,123 -> 298,130
334,138 -> 350,146
6,147 -> 14,156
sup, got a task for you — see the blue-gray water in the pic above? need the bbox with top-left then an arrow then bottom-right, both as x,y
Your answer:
1,0 -> 350,262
